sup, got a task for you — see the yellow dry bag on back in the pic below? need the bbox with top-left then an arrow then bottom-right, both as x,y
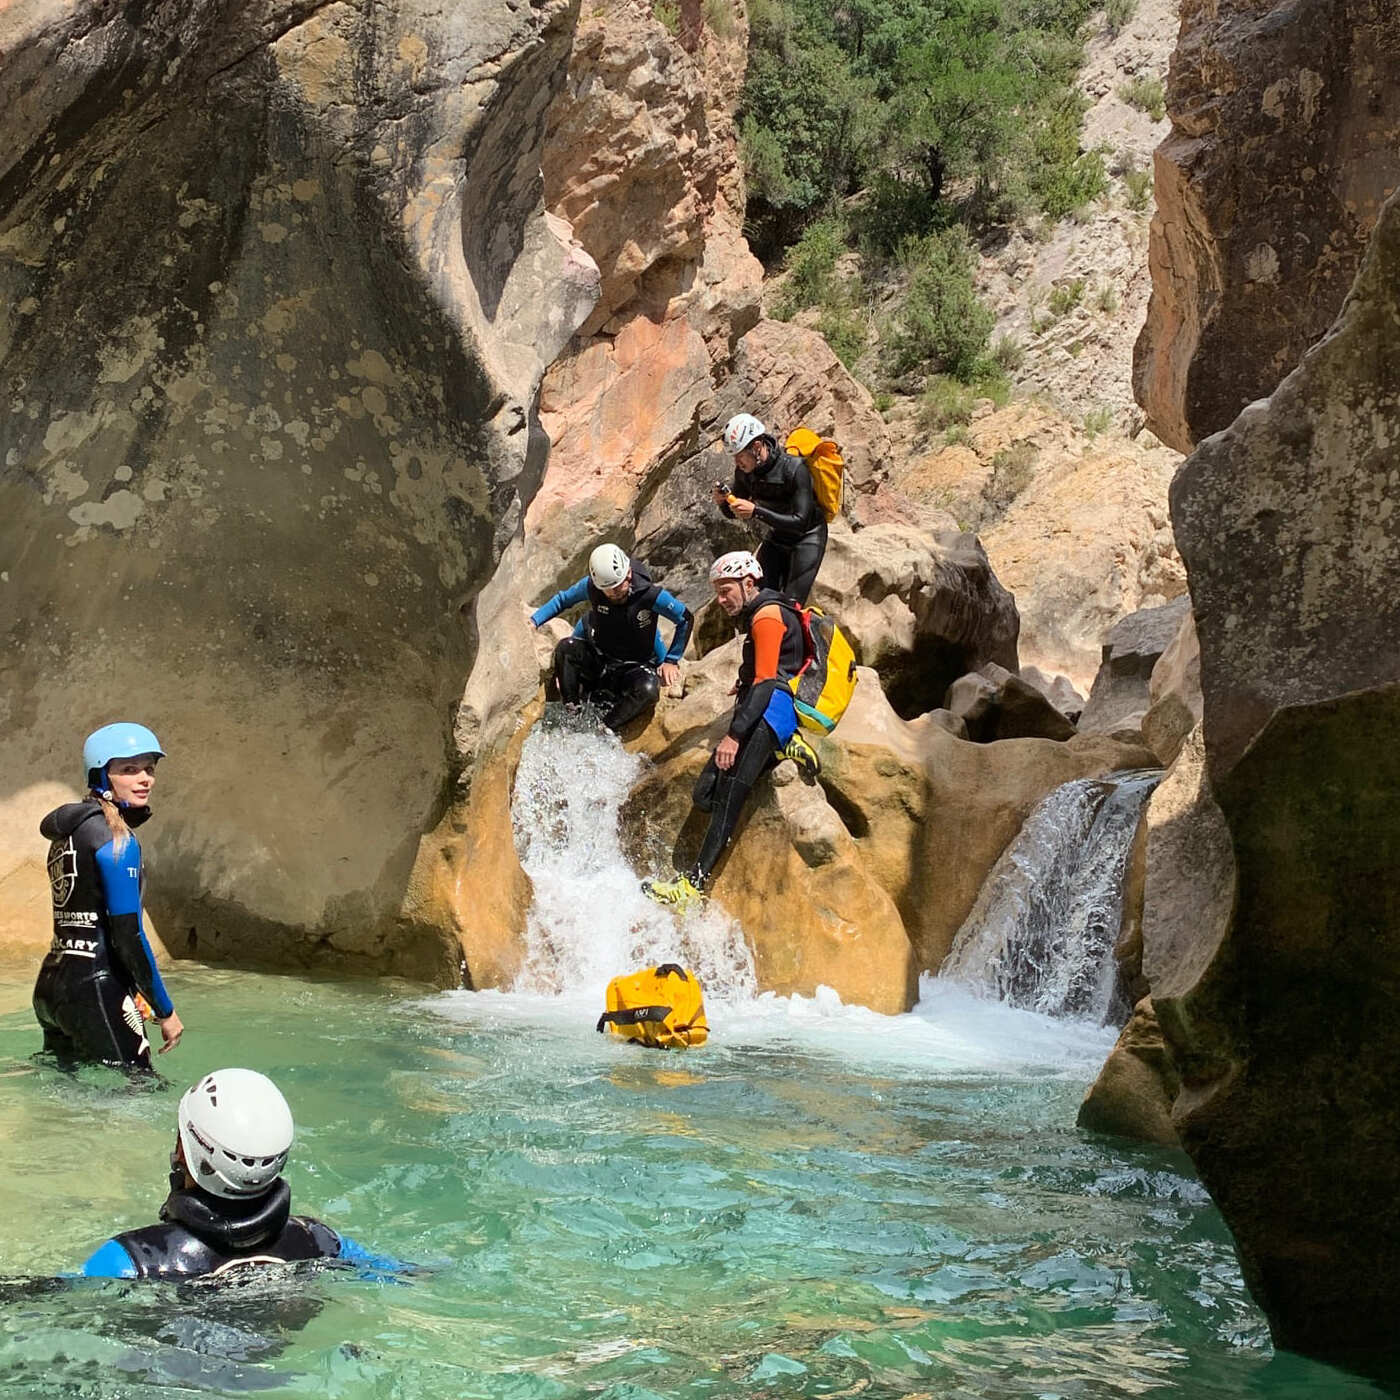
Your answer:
596,964 -> 709,1049
789,603 -> 858,735
785,427 -> 845,523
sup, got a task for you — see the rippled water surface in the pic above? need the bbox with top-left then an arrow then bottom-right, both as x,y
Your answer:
0,969 -> 1385,1399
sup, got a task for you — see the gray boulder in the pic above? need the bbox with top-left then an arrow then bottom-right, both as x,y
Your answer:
1077,596 -> 1191,738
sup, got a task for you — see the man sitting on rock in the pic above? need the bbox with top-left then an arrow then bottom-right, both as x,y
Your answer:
643,550 -> 820,912
529,544 -> 693,732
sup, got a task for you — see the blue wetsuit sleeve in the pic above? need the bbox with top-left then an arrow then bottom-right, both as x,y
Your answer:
654,590 -> 693,664
95,838 -> 173,1020
336,1234 -> 412,1279
81,1238 -> 139,1279
531,578 -> 590,628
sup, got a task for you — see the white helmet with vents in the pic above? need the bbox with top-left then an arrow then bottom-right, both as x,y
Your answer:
588,543 -> 631,591
178,1069 -> 294,1200
709,550 -> 763,584
722,413 -> 765,454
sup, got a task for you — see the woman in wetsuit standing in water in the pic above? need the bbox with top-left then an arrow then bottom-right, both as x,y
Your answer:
32,723 -> 184,1072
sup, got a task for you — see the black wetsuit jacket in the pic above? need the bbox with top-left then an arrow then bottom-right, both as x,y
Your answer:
722,440 -> 826,543
96,1180 -> 343,1279
34,801 -> 172,1018
582,561 -> 685,665
728,588 -> 806,741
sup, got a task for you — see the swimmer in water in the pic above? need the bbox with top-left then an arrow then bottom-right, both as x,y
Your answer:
79,1068 -> 403,1279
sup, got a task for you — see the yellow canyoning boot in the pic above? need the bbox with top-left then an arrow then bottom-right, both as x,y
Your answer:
782,730 -> 822,780
642,873 -> 705,913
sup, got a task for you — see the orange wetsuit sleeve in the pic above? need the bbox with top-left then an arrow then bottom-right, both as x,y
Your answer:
750,607 -> 785,681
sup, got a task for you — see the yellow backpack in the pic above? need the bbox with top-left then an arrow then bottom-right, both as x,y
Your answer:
596,964 -> 709,1049
785,427 -> 845,523
789,603 -> 859,735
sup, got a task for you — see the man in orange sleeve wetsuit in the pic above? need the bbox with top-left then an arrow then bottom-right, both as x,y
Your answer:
643,551 -> 820,911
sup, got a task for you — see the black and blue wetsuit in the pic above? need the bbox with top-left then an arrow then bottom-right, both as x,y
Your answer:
531,560 -> 693,731
32,801 -> 172,1071
80,1178 -> 401,1280
720,438 -> 828,603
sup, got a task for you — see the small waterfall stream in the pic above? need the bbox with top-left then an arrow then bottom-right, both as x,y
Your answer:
940,770 -> 1162,1024
509,717 -> 757,1002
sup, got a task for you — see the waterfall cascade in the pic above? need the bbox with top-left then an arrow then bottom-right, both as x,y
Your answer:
939,770 -> 1162,1024
509,717 -> 757,1002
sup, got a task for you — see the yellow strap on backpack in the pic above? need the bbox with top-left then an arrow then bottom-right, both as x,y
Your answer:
596,964 -> 709,1050
785,427 -> 845,523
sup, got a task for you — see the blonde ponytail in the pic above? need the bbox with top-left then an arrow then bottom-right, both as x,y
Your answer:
95,792 -> 132,856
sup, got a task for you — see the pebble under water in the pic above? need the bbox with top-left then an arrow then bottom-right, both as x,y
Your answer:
0,968 -> 1389,1400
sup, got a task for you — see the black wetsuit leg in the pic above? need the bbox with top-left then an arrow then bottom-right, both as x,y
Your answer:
782,523 -> 828,604
552,635 -> 606,704
756,538 -> 792,596
598,663 -> 661,731
690,724 -> 780,883
757,524 -> 827,604
33,961 -> 151,1071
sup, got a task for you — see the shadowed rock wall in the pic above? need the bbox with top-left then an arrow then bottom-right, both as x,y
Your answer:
0,0 -> 597,976
1151,190 -> 1400,1359
1134,0 -> 1400,452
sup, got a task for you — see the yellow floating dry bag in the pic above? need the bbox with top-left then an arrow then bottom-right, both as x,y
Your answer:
596,964 -> 709,1049
785,427 -> 845,523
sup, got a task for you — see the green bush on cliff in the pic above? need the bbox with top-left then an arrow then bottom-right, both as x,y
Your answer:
883,228 -> 995,379
775,216 -> 846,316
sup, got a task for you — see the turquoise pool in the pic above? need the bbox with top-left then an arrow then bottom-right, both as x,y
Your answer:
0,969 -> 1384,1398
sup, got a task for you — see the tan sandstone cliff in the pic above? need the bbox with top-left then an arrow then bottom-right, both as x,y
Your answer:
0,0 -> 599,974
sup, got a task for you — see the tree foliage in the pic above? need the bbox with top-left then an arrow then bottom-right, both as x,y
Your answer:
739,0 -> 1103,260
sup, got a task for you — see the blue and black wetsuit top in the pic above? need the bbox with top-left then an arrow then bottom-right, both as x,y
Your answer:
80,1178 -> 397,1280
36,801 -> 171,1019
531,559 -> 693,666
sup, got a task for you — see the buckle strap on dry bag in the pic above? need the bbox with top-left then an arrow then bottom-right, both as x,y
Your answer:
596,1005 -> 673,1033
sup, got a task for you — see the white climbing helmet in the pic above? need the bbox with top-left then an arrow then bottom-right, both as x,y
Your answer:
588,543 -> 631,591
177,1069 -> 294,1200
722,413 -> 765,455
709,550 -> 763,584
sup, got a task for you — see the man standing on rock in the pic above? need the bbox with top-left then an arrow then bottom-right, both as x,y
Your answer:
528,544 -> 693,732
643,550 -> 820,912
714,413 -> 827,603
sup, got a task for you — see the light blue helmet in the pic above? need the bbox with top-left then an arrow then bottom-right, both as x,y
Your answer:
83,722 -> 165,791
